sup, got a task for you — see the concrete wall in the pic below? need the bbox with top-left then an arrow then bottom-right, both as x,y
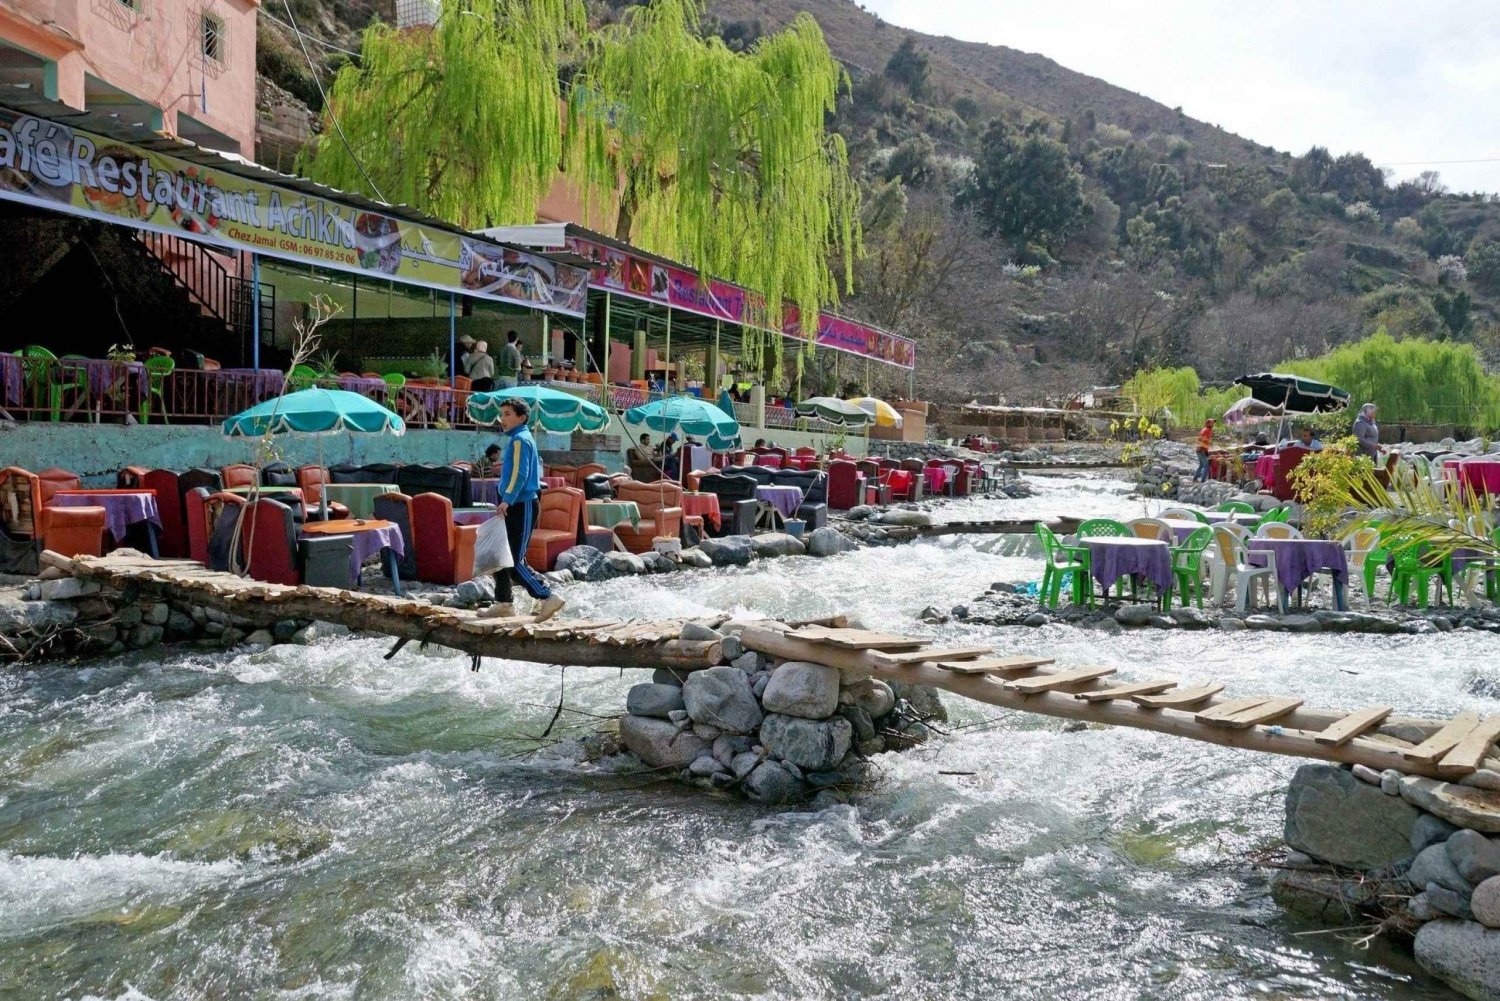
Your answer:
0,421 -> 865,486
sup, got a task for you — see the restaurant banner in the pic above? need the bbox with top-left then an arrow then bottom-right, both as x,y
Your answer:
567,235 -> 915,370
0,109 -> 589,316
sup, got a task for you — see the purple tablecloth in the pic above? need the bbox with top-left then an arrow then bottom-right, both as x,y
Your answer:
1084,537 -> 1174,591
50,491 -> 161,542
0,354 -> 21,405
303,524 -> 404,582
756,484 -> 804,519
1204,511 -> 1260,525
1161,518 -> 1208,543
338,375 -> 389,398
62,359 -> 147,399
216,368 -> 286,401
473,478 -> 499,504
1248,538 -> 1347,594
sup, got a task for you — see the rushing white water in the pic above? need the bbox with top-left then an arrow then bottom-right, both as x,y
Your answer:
0,474 -> 1490,998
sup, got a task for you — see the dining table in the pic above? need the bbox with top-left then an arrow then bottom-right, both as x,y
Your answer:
320,483 -> 398,520
1082,536 -> 1174,597
1253,453 -> 1278,485
300,518 -> 405,594
922,467 -> 949,496
1454,459 -> 1500,496
754,485 -> 804,527
585,499 -> 641,530
1160,518 -> 1211,543
679,491 -> 722,532
472,478 -> 500,505
1247,537 -> 1348,610
1203,511 -> 1261,526
50,489 -> 162,556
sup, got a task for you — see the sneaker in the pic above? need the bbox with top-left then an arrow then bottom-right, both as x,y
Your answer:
478,602 -> 515,619
532,595 -> 566,623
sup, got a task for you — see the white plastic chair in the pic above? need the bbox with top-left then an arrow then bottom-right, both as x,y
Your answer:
1204,523 -> 1249,605
1160,507 -> 1201,522
1218,529 -> 1286,613
1128,517 -> 1174,542
1343,525 -> 1381,609
1255,522 -> 1303,540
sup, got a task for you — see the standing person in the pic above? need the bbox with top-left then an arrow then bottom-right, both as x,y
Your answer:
662,433 -> 681,480
1194,418 -> 1215,482
479,398 -> 565,621
497,330 -> 526,389
468,341 -> 496,392
1354,403 -> 1381,459
457,334 -> 478,376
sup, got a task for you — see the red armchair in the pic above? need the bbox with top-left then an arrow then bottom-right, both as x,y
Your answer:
222,464 -> 258,490
239,497 -> 354,587
527,486 -> 585,571
141,469 -> 188,557
613,480 -> 684,554
826,460 -> 864,510
1271,446 -> 1313,501
117,466 -> 150,489
2,467 -> 108,558
186,488 -> 246,567
412,492 -> 479,584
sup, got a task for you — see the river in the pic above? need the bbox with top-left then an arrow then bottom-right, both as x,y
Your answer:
1,474 -> 1490,999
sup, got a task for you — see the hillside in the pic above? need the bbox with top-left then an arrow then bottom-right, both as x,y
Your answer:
256,0 -> 1500,410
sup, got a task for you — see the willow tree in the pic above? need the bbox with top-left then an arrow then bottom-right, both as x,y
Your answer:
301,0 -> 584,228
565,0 -> 860,368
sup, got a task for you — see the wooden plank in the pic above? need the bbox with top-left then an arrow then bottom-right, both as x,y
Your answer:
937,656 -> 1055,675
1439,716 -> 1500,775
1134,684 -> 1225,709
1313,707 -> 1393,747
1195,697 -> 1274,723
1075,679 -> 1178,703
792,628 -> 925,651
870,646 -> 994,667
1202,697 -> 1304,730
1405,712 -> 1481,764
1005,665 -> 1116,694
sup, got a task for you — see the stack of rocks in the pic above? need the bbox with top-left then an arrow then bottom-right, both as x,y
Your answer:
618,623 -> 942,807
1276,762 -> 1500,999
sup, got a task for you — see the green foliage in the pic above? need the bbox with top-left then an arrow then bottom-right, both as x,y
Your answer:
1468,241 -> 1500,294
1287,436 -> 1367,539
1121,366 -> 1198,422
883,36 -> 929,99
305,0 -> 582,227
568,0 -> 861,341
960,121 -> 1085,254
884,135 -> 936,188
1279,330 -> 1500,431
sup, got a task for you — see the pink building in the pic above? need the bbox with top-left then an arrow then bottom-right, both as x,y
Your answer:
0,0 -> 258,156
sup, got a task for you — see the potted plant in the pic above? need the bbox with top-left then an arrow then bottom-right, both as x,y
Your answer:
412,348 -> 447,383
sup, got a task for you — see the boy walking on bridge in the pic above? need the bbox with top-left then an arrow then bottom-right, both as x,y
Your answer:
480,398 -> 565,623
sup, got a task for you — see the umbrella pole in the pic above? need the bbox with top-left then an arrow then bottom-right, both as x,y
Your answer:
319,437 -> 329,521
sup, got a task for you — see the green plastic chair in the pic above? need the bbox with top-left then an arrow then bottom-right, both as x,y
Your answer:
1171,526 -> 1213,608
287,364 -> 318,392
1215,501 -> 1256,514
1036,523 -> 1092,608
1388,539 -> 1454,607
18,345 -> 67,421
1077,518 -> 1132,538
140,355 -> 174,424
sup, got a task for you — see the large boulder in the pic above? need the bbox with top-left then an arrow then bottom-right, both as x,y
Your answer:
759,713 -> 852,772
875,509 -> 931,527
0,597 -> 78,632
1411,843 -> 1475,895
619,715 -> 710,770
744,761 -> 803,804
555,546 -> 612,582
1403,777 -> 1500,834
805,527 -> 858,557
750,533 -> 806,558
604,551 -> 647,575
698,536 -> 754,567
761,662 -> 840,720
889,680 -> 949,723
1415,920 -> 1500,1000
681,666 -> 763,734
1473,877 -> 1500,929
1284,764 -> 1421,869
840,678 -> 896,720
1450,830 -> 1500,886
625,683 -> 685,719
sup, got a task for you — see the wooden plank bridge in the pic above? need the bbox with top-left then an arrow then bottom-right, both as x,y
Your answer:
55,551 -> 1499,783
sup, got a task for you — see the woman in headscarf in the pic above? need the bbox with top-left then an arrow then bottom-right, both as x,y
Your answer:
1353,403 -> 1380,459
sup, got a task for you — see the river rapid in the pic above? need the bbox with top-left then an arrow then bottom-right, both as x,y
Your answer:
2,474 -> 1494,999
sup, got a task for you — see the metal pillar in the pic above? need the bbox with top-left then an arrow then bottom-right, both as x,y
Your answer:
632,321 -> 647,382
603,292 -> 612,381
250,253 -> 261,369
664,308 -> 673,389
541,313 -> 550,369
449,292 -> 458,423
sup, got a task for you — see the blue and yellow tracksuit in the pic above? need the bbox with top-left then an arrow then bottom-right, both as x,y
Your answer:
494,423 -> 550,602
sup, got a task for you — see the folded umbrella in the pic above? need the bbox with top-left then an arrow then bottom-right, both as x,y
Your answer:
795,397 -> 874,427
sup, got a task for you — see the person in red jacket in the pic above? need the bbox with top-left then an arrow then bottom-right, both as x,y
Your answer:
1195,419 -> 1215,482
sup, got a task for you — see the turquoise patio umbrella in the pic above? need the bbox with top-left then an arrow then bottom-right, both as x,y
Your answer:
466,385 -> 609,432
223,387 -> 405,519
624,394 -> 741,452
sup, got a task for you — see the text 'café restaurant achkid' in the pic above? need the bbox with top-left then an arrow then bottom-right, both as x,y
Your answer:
0,98 -> 917,450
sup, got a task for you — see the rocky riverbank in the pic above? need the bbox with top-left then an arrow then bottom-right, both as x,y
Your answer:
942,584 -> 1500,637
611,621 -> 946,807
1276,762 -> 1500,1000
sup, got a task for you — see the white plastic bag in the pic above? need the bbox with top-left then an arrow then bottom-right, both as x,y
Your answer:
472,515 -> 513,576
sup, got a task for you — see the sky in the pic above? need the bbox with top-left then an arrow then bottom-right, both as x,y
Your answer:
860,0 -> 1500,195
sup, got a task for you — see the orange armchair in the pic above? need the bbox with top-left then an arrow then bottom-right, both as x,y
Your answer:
527,486 -> 585,571
0,467 -> 106,558
613,480 -> 683,554
411,492 -> 479,584
222,463 -> 258,490
37,468 -> 81,505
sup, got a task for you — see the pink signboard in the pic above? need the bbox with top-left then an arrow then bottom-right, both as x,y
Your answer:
567,236 -> 914,370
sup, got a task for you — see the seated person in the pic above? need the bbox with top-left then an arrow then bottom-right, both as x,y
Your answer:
1240,433 -> 1269,461
474,443 -> 502,476
627,433 -> 657,467
662,434 -> 682,480
1294,427 -> 1323,451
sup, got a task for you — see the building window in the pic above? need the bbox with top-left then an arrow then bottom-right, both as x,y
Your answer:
115,0 -> 140,10
201,13 -> 225,63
